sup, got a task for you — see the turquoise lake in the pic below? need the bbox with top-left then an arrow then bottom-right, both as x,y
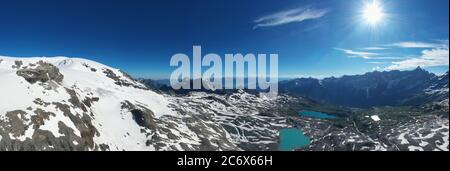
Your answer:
279,128 -> 311,151
299,110 -> 337,119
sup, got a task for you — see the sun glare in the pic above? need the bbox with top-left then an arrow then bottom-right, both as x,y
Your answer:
362,0 -> 385,25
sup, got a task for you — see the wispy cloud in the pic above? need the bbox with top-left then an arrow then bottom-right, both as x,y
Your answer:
368,61 -> 387,64
386,41 -> 443,48
369,57 -> 406,60
335,48 -> 402,60
362,47 -> 388,50
386,45 -> 449,70
253,7 -> 329,29
334,48 -> 378,59
338,40 -> 449,71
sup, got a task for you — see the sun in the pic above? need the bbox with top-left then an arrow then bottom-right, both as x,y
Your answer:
362,0 -> 385,25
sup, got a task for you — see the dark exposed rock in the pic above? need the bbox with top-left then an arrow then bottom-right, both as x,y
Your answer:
82,63 -> 97,72
65,88 -> 87,112
31,108 -> 55,129
12,60 -> 23,69
57,122 -> 84,150
103,68 -> 119,80
131,109 -> 149,127
121,101 -> 157,130
119,70 -> 135,82
103,68 -> 147,90
0,110 -> 29,137
82,97 -> 99,108
0,100 -> 100,151
33,98 -> 51,107
0,125 -> 88,151
78,115 -> 98,149
99,143 -> 110,151
16,61 -> 64,84
52,102 -> 72,117
52,102 -> 99,149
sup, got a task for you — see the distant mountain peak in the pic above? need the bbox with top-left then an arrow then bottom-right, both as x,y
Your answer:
412,66 -> 428,73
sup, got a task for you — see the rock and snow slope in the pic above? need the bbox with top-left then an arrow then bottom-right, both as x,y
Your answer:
0,56 -> 242,151
1,56 -> 448,151
167,91 -> 294,150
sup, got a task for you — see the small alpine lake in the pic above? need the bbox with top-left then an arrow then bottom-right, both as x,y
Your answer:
278,110 -> 338,151
299,110 -> 337,119
279,128 -> 310,151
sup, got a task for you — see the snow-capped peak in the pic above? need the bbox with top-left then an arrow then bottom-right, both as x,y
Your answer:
1,56 -> 235,151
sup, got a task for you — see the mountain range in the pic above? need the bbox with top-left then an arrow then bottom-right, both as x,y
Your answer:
0,56 -> 448,151
279,67 -> 449,108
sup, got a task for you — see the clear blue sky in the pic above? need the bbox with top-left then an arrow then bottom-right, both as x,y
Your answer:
0,0 -> 448,79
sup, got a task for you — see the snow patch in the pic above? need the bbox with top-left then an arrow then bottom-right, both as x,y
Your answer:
371,115 -> 381,122
398,133 -> 409,145
408,146 -> 424,151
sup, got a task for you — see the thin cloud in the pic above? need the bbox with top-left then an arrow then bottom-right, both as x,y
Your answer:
338,40 -> 449,71
254,7 -> 329,29
386,47 -> 449,70
386,41 -> 443,48
335,48 -> 402,60
369,56 -> 406,60
362,47 -> 388,50
368,61 -> 387,64
334,48 -> 378,59
335,48 -> 408,61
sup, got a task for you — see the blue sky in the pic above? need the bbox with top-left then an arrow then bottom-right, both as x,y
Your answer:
0,0 -> 448,79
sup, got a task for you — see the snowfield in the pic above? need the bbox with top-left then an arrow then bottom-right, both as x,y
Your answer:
0,56 -> 236,151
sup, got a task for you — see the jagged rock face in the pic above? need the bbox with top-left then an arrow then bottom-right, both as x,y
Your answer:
103,68 -> 147,90
16,61 -> 64,84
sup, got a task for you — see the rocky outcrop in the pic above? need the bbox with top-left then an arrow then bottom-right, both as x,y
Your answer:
0,98 -> 100,151
103,68 -> 147,90
16,61 -> 64,84
0,110 -> 29,137
11,60 -> 23,69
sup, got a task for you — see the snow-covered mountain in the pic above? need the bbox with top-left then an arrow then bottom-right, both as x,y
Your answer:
1,56 -> 448,151
0,56 -> 237,150
0,56 -> 298,151
279,67 -> 449,108
425,72 -> 449,106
